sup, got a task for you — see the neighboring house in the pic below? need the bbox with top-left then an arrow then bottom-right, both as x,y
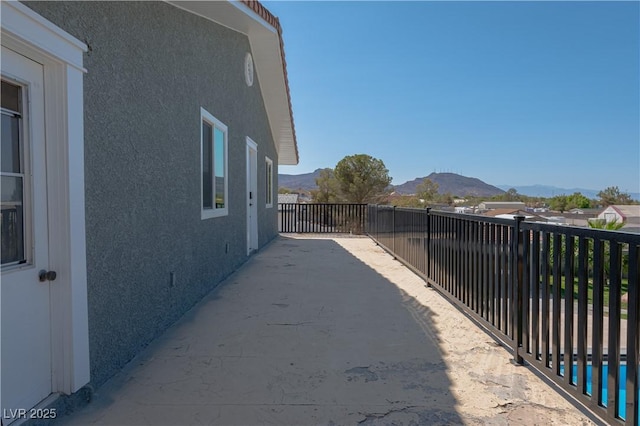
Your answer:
598,205 -> 640,225
536,212 -> 599,227
455,206 -> 475,214
568,208 -> 603,216
478,201 -> 526,210
430,203 -> 455,212
597,205 -> 640,234
482,209 -> 545,221
278,193 -> 300,205
1,1 -> 298,421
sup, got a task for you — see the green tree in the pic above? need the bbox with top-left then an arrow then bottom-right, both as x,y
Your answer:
278,187 -> 294,194
390,195 -> 423,208
549,192 -> 592,212
504,188 -> 520,201
566,192 -> 592,209
549,195 -> 569,212
334,154 -> 392,203
415,178 -> 439,202
311,168 -> 340,202
597,186 -> 634,206
438,192 -> 455,206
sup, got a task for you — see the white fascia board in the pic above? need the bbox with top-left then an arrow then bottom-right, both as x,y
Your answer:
165,1 -> 298,165
247,33 -> 297,165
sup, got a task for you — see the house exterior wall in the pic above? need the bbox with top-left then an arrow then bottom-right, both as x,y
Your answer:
23,1 -> 279,387
598,206 -> 624,224
478,201 -> 526,210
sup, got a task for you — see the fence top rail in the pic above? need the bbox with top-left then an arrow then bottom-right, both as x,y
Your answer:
522,220 -> 640,244
429,209 -> 517,226
278,203 -> 367,207
370,204 -> 640,243
370,205 -> 516,226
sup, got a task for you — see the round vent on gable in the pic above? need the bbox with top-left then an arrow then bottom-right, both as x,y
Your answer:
244,52 -> 254,87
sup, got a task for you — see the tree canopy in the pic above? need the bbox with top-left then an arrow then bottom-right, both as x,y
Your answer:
311,168 -> 340,203
597,186 -> 635,206
415,178 -> 439,202
548,192 -> 592,212
333,154 -> 392,203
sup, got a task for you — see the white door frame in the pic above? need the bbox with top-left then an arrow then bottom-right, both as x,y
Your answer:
1,1 -> 90,405
246,137 -> 258,255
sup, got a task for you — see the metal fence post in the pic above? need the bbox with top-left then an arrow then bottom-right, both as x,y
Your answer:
375,205 -> 379,240
392,206 -> 396,256
513,215 -> 525,364
425,208 -> 431,286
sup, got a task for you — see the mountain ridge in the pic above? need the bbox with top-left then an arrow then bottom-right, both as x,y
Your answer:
278,170 -> 504,197
392,172 -> 503,197
278,168 -> 325,191
278,170 -> 639,200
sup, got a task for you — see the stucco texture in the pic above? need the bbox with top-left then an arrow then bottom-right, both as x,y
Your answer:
24,1 -> 280,387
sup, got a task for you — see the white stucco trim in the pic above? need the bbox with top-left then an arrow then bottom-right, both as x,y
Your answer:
200,107 -> 229,220
265,156 -> 274,208
246,137 -> 259,255
1,1 -> 90,395
246,138 -> 258,152
1,2 -> 86,72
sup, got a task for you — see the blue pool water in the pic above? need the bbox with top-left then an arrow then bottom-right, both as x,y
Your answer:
560,364 -> 635,420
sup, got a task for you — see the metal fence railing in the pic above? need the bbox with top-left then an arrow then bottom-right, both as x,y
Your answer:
367,204 -> 639,425
278,203 -> 367,234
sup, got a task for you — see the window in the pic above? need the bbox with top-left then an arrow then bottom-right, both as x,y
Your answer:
265,156 -> 273,208
1,81 -> 26,266
201,108 -> 228,219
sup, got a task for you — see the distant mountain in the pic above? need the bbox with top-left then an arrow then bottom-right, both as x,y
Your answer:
394,173 -> 504,197
497,185 -> 640,200
278,170 -> 504,197
278,168 -> 324,191
278,171 -> 639,201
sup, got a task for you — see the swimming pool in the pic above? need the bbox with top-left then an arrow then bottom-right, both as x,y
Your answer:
560,364 -> 635,420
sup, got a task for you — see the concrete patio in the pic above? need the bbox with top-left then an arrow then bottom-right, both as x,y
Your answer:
57,235 -> 596,425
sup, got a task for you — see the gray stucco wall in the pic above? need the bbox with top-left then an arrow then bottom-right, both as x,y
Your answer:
24,1 -> 280,387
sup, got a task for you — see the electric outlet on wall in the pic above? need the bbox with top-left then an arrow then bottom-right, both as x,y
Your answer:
170,271 -> 176,288
225,242 -> 229,253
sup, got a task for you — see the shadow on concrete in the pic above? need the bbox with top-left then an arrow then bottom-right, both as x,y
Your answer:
58,236 -> 464,425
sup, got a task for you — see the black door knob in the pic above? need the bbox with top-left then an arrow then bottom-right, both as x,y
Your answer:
38,270 -> 57,282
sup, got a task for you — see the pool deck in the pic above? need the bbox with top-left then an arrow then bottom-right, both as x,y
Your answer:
57,235 -> 599,425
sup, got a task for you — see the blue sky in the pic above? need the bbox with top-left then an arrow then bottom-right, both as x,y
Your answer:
267,1 -> 640,193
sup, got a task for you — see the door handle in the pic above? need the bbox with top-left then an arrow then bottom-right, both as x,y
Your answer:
39,270 -> 57,282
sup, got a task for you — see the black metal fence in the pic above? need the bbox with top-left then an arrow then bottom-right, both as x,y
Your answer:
278,203 -> 367,234
367,204 -> 639,425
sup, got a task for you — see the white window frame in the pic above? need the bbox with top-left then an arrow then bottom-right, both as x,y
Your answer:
200,108 -> 228,219
0,79 -> 32,270
265,156 -> 273,208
